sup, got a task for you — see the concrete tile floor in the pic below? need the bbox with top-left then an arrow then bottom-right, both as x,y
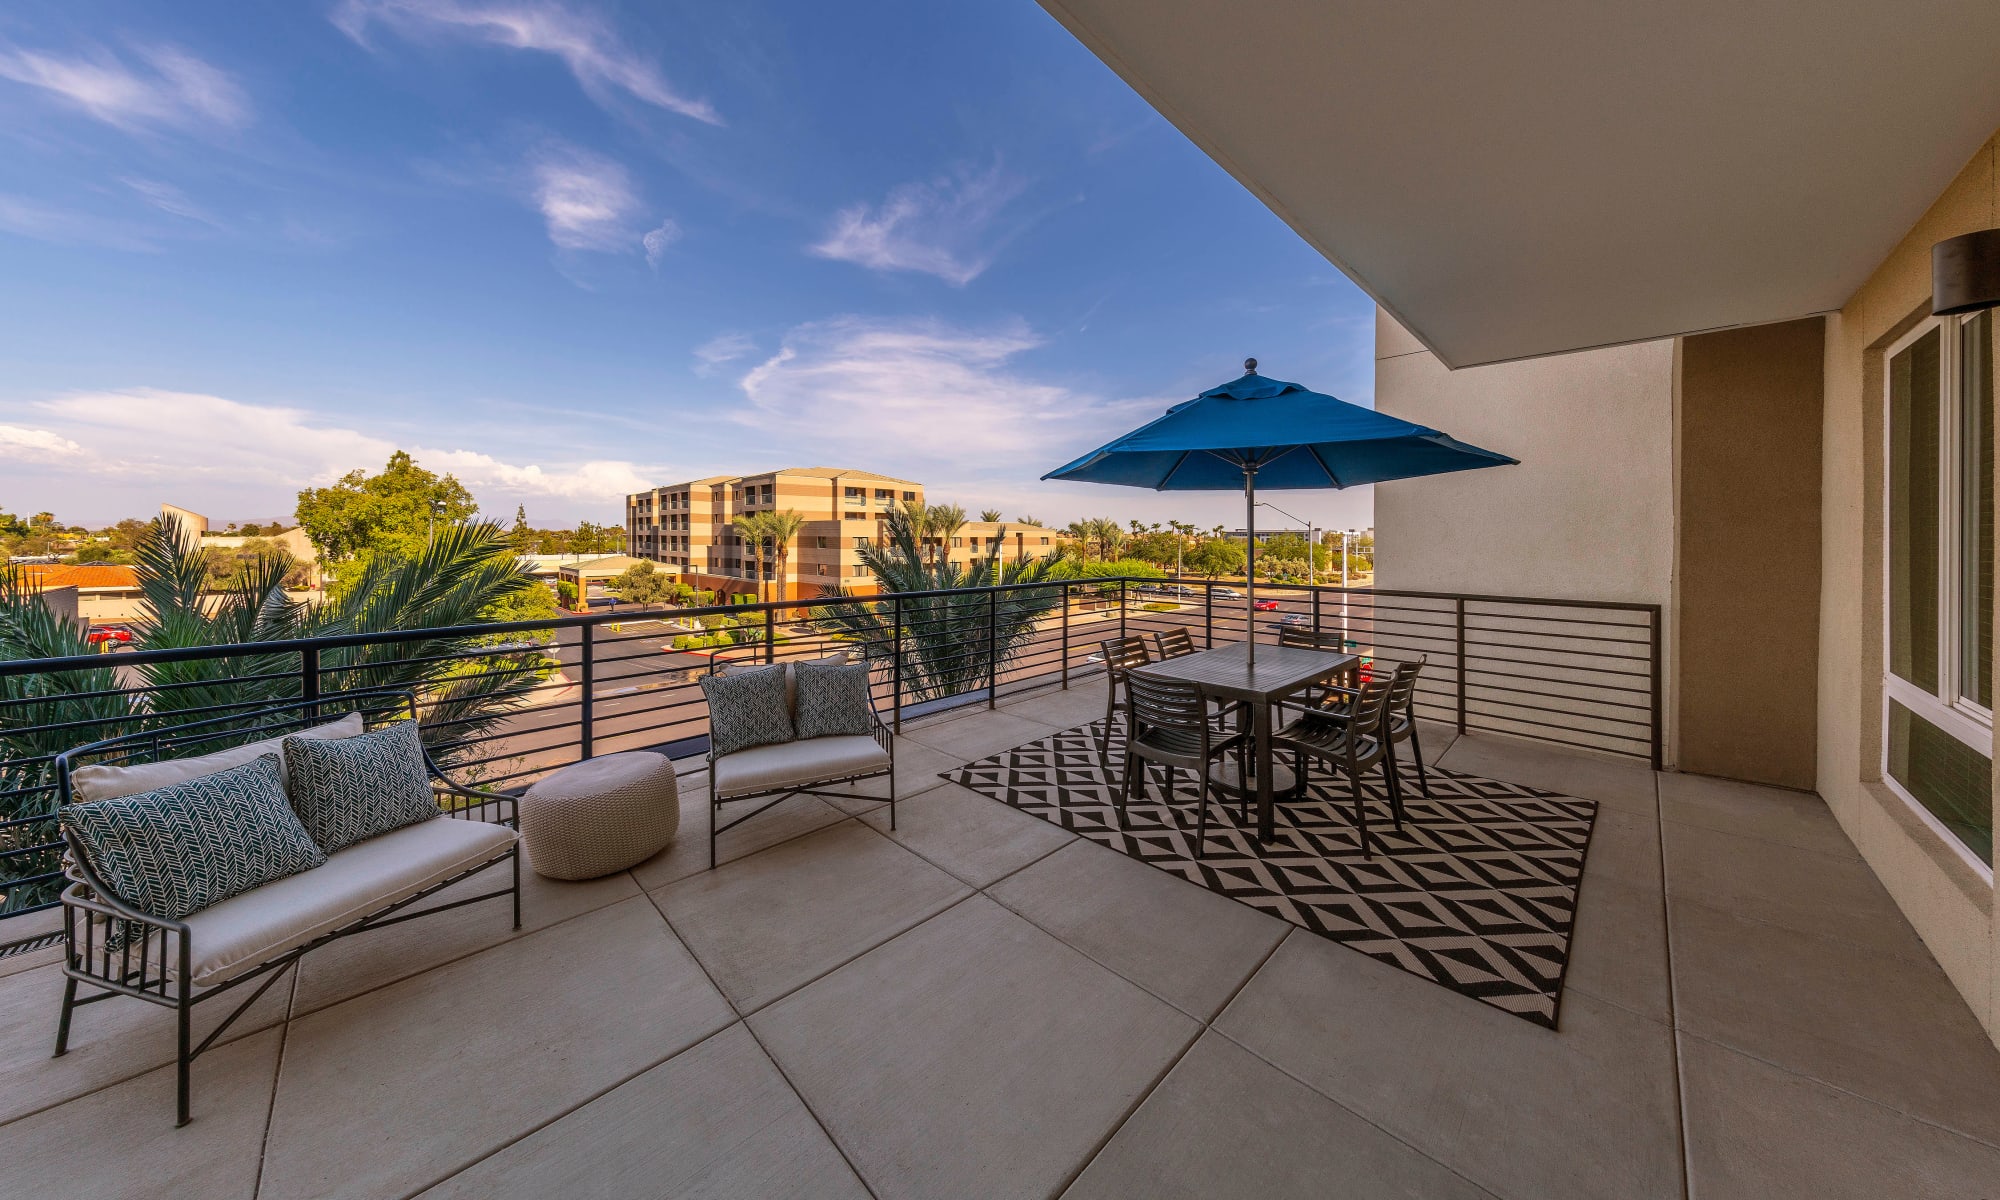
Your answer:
4,688 -> 1998,1199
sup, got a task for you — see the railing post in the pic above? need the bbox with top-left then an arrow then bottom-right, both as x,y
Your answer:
1204,583 -> 1214,648
1060,582 -> 1070,690
300,645 -> 319,721
891,596 -> 903,734
1648,606 -> 1664,771
579,624 -> 595,760
1454,598 -> 1468,736
1118,580 -> 1128,642
987,587 -> 999,709
764,605 -> 776,665
1312,587 -> 1321,636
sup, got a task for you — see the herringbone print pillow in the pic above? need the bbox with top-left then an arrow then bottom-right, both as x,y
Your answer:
61,753 -> 327,930
701,664 -> 795,757
794,659 -> 875,739
283,720 -> 440,852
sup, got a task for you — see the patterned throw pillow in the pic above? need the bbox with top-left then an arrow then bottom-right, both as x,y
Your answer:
61,754 -> 327,928
794,659 -> 875,740
701,664 -> 795,757
282,720 -> 440,853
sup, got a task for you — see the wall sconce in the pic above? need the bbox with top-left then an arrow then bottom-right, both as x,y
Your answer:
1933,228 -> 2000,315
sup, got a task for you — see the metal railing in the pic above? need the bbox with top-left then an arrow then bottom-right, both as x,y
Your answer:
0,576 -> 1660,946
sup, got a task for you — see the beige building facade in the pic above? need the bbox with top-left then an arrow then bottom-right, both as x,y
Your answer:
626,468 -> 923,598
1375,139 -> 2000,1046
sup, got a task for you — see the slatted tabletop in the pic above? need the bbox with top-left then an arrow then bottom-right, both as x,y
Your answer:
1131,641 -> 1356,702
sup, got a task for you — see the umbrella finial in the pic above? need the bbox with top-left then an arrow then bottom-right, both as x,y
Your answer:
1243,357 -> 1258,375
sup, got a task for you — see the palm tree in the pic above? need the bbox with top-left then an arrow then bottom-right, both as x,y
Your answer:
1062,519 -> 1095,560
0,515 -> 556,912
763,509 -> 807,605
979,509 -> 1002,522
812,506 -> 1063,703
1086,517 -> 1125,563
731,511 -> 772,601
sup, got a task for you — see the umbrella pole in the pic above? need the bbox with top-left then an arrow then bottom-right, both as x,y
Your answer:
1243,467 -> 1256,668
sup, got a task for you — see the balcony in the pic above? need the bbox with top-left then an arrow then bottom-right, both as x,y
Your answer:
2,580 -> 1999,1196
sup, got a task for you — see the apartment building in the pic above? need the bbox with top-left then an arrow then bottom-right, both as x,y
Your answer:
625,468 -> 923,598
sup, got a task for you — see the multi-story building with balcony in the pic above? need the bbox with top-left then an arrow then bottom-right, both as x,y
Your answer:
626,468 -> 923,598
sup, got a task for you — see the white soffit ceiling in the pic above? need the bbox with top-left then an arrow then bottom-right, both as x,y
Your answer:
1040,0 -> 2000,367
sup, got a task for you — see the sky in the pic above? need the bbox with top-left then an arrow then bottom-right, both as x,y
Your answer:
0,0 -> 1378,534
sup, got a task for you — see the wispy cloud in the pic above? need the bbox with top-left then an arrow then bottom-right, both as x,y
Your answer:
531,145 -> 639,251
642,217 -> 680,269
691,331 -> 755,375
0,43 -> 248,132
809,162 -> 1029,287
3,388 -> 670,521
333,0 -> 720,125
734,317 -> 1153,469
0,194 -> 158,252
120,177 -> 219,226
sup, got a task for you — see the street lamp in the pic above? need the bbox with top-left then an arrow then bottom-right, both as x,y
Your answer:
1253,500 -> 1317,584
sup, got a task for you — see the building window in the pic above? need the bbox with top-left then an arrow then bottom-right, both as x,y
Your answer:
902,490 -> 915,501
1885,311 -> 1994,869
845,486 -> 864,499
816,536 -> 827,549
853,537 -> 870,549
817,564 -> 827,576
852,564 -> 868,576
1039,536 -> 1050,545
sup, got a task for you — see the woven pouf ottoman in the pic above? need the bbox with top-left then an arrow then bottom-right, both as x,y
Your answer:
520,751 -> 680,880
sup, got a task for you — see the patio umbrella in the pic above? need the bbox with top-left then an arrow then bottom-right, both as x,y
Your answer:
1043,359 -> 1516,664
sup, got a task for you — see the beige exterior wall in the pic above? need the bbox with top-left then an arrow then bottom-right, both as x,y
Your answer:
1373,313 -> 1678,609
625,469 -> 925,597
1819,134 -> 1998,1044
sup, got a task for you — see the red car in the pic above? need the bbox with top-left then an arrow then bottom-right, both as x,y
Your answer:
1252,599 -> 1280,611
88,625 -> 133,647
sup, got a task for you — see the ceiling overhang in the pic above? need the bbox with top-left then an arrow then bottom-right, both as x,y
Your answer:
1040,0 -> 2000,367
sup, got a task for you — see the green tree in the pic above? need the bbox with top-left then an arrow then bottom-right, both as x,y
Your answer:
507,506 -> 535,553
813,506 -> 1063,703
731,511 -> 772,601
295,451 -> 478,579
609,561 -> 673,605
763,509 -> 807,603
1186,538 -> 1246,579
979,509 -> 1002,522
571,520 -> 618,556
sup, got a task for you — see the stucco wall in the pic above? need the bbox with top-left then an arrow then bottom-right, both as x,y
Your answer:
1821,134 -> 1999,1043
1676,318 -> 1825,789
1373,312 -> 1677,608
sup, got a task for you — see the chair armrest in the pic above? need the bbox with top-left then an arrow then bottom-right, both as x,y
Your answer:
424,757 -> 518,824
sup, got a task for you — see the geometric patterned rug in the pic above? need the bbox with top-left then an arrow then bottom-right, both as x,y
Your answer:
947,719 -> 1598,1028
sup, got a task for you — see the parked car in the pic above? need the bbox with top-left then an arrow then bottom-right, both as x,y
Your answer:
88,624 -> 133,647
1252,599 -> 1280,611
1277,613 -> 1313,629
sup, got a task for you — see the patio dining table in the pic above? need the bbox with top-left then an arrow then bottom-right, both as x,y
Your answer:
1131,640 -> 1358,844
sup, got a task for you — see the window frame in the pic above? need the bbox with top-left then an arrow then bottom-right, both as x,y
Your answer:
1881,312 -> 1994,878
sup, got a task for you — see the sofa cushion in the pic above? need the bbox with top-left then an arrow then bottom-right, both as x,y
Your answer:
69,712 -> 364,803
181,817 -> 518,986
62,754 -> 328,933
794,659 -> 875,740
713,735 -> 889,798
701,664 -> 795,757
283,720 -> 441,853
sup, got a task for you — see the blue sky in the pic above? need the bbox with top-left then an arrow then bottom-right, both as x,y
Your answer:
0,0 -> 1377,533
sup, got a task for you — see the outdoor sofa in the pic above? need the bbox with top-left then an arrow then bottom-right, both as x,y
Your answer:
51,690 -> 521,1126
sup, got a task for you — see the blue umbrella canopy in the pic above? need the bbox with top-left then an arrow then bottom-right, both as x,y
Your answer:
1044,361 -> 1515,664
1042,364 -> 1517,491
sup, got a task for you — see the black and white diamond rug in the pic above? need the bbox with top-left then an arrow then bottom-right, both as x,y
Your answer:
947,719 -> 1597,1027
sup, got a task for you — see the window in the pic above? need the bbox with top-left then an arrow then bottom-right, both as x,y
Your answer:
1885,311 -> 1994,869
852,564 -> 869,576
902,490 -> 915,501
853,537 -> 870,549
817,564 -> 827,576
815,535 -> 827,549
1039,536 -> 1050,545
951,537 -> 963,548
845,486 -> 864,499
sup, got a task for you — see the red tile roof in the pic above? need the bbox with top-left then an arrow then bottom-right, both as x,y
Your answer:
17,564 -> 141,591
